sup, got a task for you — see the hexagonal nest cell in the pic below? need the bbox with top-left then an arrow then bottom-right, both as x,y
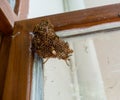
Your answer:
32,19 -> 73,62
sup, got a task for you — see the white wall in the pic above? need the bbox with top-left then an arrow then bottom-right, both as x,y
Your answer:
72,39 -> 106,100
28,0 -> 120,18
94,31 -> 120,100
84,0 -> 120,8
29,0 -> 120,100
28,0 -> 64,18
44,59 -> 75,100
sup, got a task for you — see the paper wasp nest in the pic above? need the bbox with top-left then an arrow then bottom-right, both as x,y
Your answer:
32,19 -> 73,61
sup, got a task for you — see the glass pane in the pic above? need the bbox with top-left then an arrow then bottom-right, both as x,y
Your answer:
7,0 -> 16,10
28,0 -> 64,18
31,53 -> 43,100
44,22 -> 120,100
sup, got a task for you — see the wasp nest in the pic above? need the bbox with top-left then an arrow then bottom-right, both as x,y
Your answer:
32,19 -> 73,61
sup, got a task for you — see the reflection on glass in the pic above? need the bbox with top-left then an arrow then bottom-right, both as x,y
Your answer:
31,53 -> 43,100
7,0 -> 16,10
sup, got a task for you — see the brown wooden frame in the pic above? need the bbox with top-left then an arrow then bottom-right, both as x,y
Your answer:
0,0 -> 29,99
0,0 -> 29,35
14,0 -> 29,19
16,3 -> 120,32
0,0 -> 17,34
1,3 -> 120,100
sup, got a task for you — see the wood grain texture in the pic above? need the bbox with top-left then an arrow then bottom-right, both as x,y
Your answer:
14,0 -> 29,19
0,0 -> 17,34
14,0 -> 20,15
0,0 -> 29,35
2,27 -> 33,100
0,36 -> 11,99
0,0 -> 31,100
0,35 -> 1,46
16,3 -> 120,33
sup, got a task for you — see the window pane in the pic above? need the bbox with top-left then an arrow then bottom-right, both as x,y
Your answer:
28,0 -> 64,18
7,0 -> 16,10
31,54 -> 43,100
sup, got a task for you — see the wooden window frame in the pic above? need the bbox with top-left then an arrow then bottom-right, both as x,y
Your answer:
0,0 -> 29,35
14,0 -> 29,18
1,3 -> 120,100
0,0 -> 29,99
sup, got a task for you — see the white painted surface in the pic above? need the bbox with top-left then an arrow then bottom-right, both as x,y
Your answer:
84,0 -> 120,8
28,0 -> 64,18
44,59 -> 75,100
94,31 -> 120,100
63,0 -> 85,12
68,0 -> 85,10
72,39 -> 106,100
28,0 -> 85,18
43,23 -> 120,100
